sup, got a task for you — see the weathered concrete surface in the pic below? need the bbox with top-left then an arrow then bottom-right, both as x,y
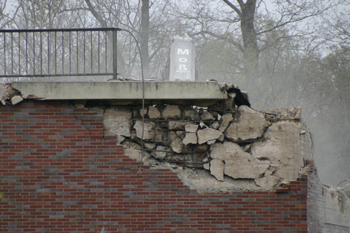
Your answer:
225,105 -> 269,142
103,107 -> 131,137
325,188 -> 350,228
211,141 -> 270,179
251,121 -> 304,183
11,81 -> 227,100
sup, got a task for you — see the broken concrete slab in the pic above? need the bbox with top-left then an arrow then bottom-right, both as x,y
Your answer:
134,120 -> 155,141
251,121 -> 303,182
210,141 -> 269,179
103,107 -> 132,137
183,132 -> 197,145
225,105 -> 269,142
197,128 -> 223,144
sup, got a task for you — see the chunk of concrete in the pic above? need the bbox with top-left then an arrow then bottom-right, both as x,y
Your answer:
210,159 -> 225,181
169,131 -> 185,153
210,141 -> 269,179
103,107 -> 132,137
134,120 -> 155,141
225,106 -> 269,142
219,113 -> 233,132
197,128 -> 223,144
163,105 -> 181,119
183,132 -> 197,145
251,121 -> 304,182
148,106 -> 161,119
11,95 -> 23,105
185,124 -> 198,133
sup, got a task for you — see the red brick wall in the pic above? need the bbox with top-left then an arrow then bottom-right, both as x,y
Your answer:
0,101 -> 307,233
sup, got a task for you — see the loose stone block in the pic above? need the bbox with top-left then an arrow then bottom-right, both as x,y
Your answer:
225,105 -> 269,142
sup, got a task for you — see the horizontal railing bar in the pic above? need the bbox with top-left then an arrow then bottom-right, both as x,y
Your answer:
0,28 -> 122,33
0,73 -> 116,78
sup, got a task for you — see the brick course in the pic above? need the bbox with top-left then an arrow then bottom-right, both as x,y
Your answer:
1,101 -> 307,233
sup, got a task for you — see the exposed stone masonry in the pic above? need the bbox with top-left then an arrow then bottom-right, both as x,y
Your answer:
101,101 -> 312,192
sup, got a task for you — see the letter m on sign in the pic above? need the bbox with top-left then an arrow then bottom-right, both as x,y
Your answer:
177,49 -> 189,55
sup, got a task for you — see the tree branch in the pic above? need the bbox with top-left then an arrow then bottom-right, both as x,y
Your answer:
222,0 -> 241,16
84,0 -> 107,28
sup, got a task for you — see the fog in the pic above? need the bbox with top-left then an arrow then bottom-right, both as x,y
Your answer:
0,0 -> 349,186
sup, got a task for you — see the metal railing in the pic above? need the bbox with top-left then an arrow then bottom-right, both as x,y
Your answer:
0,28 -> 120,79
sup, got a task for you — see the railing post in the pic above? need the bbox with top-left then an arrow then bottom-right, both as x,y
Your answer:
112,29 -> 117,80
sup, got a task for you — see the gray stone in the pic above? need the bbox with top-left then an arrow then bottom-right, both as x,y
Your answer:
163,105 -> 181,119
148,106 -> 161,119
183,132 -> 197,145
211,122 -> 220,129
169,121 -> 189,130
134,120 -> 155,141
197,128 -> 223,145
185,124 -> 198,133
169,131 -> 185,153
11,95 -> 23,105
210,159 -> 224,181
219,113 -> 233,132
251,121 -> 304,182
225,106 -> 269,142
203,163 -> 210,170
201,111 -> 215,121
103,107 -> 131,137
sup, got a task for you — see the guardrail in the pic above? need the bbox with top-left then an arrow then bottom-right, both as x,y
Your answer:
0,28 -> 120,79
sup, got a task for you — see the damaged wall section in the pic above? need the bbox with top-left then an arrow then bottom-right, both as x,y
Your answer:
99,101 -> 312,192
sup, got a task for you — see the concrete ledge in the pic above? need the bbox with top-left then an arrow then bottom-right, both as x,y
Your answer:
12,81 -> 227,100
